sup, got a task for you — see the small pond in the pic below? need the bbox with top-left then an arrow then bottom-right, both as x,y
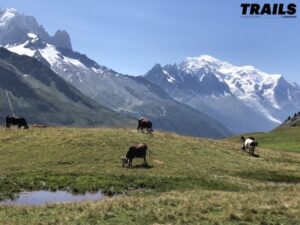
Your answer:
0,190 -> 105,206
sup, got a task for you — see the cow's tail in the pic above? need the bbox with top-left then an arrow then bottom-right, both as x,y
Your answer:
147,147 -> 151,161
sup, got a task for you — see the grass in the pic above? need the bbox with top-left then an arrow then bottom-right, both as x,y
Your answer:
225,126 -> 300,153
1,190 -> 299,225
0,127 -> 299,224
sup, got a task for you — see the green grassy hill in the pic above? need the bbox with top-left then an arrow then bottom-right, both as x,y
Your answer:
226,126 -> 300,153
276,112 -> 300,129
0,128 -> 299,225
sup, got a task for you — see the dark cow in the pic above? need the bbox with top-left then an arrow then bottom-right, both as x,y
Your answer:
6,116 -> 29,130
137,118 -> 153,133
121,143 -> 148,168
241,136 -> 258,156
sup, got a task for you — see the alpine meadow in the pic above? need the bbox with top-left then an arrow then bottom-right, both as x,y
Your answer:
0,4 -> 300,225
0,128 -> 299,224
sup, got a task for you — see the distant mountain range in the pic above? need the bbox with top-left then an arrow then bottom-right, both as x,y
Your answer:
145,55 -> 300,133
1,8 -> 299,136
0,8 -> 231,137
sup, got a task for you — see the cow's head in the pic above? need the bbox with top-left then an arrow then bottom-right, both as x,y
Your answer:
24,125 -> 29,129
249,141 -> 258,147
121,156 -> 128,167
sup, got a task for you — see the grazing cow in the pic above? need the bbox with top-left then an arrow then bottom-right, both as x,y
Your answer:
6,116 -> 29,130
241,136 -> 258,156
121,143 -> 148,168
137,118 -> 153,133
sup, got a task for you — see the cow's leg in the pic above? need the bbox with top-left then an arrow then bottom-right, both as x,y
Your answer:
6,124 -> 10,131
128,159 -> 132,168
241,144 -> 245,151
144,155 -> 148,166
121,157 -> 128,167
249,148 -> 255,156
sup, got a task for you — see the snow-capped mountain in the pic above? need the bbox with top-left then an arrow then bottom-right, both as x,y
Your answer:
2,8 -> 297,135
145,55 -> 300,133
0,8 -> 232,137
0,47 -> 132,127
0,8 -> 71,49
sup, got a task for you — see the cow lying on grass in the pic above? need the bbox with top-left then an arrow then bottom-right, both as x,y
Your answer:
32,124 -> 47,128
241,136 -> 258,156
121,143 -> 148,168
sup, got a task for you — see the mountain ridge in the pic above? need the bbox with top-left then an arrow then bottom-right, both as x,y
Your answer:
0,8 -> 72,50
0,47 -> 133,127
145,55 -> 300,133
0,8 -> 231,137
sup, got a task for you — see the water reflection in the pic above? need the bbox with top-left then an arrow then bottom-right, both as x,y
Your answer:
0,190 -> 105,206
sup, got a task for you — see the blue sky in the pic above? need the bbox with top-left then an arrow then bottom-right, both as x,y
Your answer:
1,0 -> 300,83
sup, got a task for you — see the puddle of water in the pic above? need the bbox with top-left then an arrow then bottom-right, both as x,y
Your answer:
0,190 -> 105,206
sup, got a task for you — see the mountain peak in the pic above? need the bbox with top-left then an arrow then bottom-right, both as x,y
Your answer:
145,53 -> 300,131
180,54 -> 226,73
0,8 -> 72,50
194,54 -> 220,62
184,55 -> 221,65
50,29 -> 72,50
152,63 -> 162,69
0,8 -> 19,27
1,7 -> 18,15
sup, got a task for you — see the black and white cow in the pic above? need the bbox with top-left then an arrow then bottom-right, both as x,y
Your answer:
241,136 -> 258,156
121,143 -> 148,168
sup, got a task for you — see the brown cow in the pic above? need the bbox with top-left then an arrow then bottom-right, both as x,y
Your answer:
137,118 -> 153,133
121,143 -> 148,168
